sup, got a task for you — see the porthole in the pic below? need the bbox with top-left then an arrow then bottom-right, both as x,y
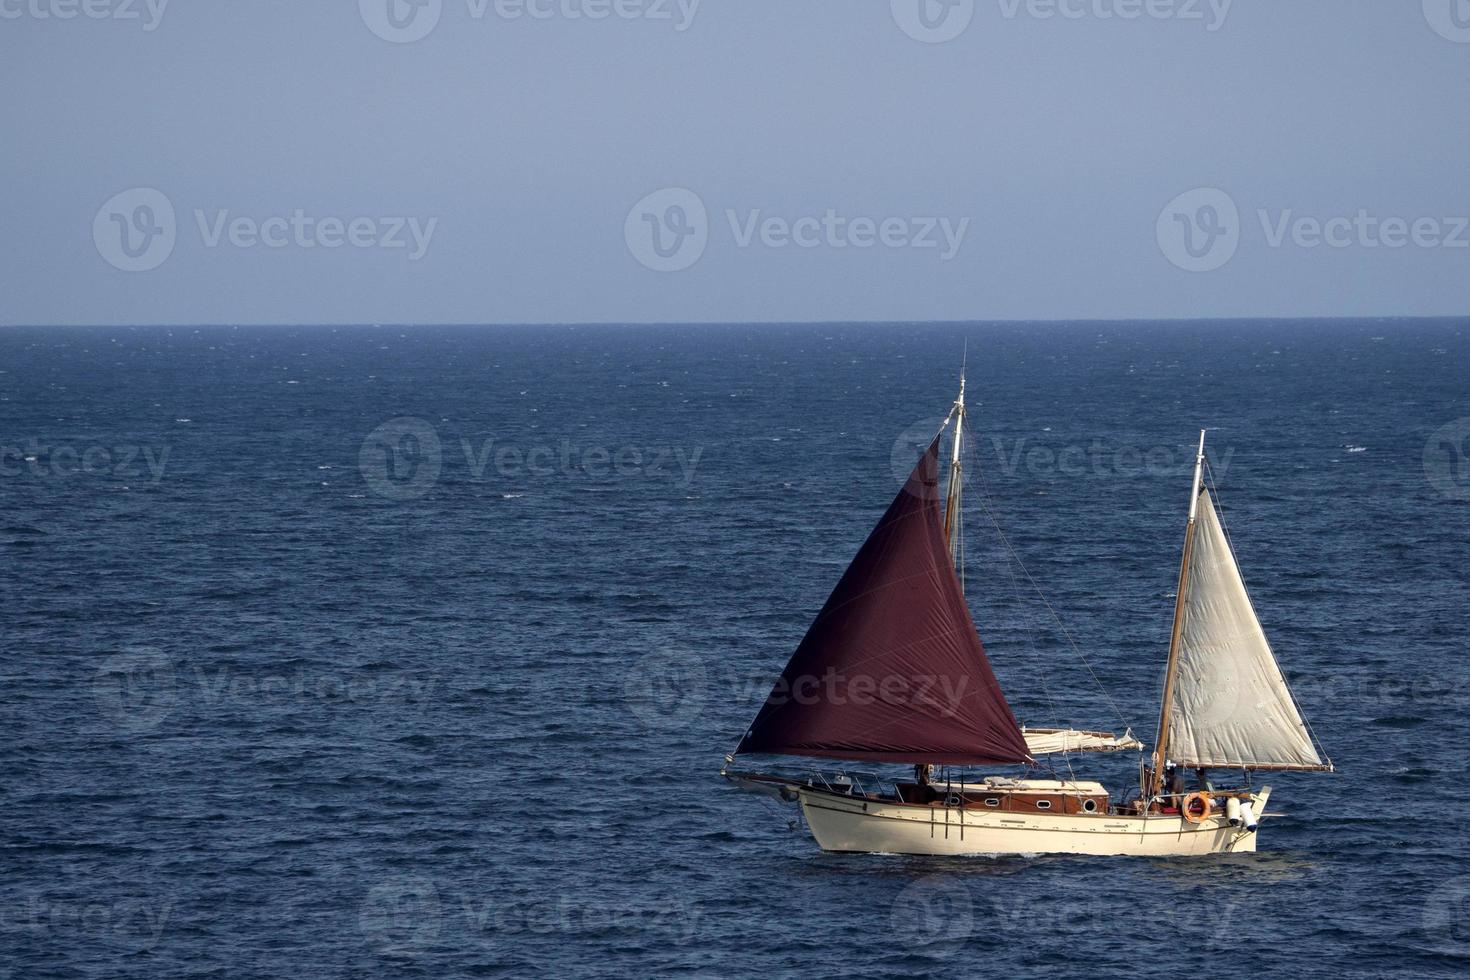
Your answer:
1036,800 -> 1052,810
985,798 -> 1000,807
1082,799 -> 1098,813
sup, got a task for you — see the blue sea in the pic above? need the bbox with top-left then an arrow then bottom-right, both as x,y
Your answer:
3,320 -> 1468,978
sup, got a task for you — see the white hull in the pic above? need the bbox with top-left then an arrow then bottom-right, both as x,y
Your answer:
798,787 -> 1271,857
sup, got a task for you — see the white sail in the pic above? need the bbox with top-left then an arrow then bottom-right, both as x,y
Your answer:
1166,489 -> 1325,770
1022,728 -> 1143,755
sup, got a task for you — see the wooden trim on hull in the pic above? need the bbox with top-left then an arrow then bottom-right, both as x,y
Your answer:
894,782 -> 1109,815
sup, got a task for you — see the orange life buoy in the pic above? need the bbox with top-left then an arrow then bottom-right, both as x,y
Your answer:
1181,792 -> 1214,824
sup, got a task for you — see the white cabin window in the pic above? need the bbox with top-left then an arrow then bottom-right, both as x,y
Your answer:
1036,800 -> 1052,810
985,798 -> 1000,807
1082,799 -> 1097,813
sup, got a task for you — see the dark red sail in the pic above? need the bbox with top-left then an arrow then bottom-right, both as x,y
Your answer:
737,436 -> 1032,766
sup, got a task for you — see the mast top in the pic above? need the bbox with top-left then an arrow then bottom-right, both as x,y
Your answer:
1187,429 -> 1207,523
955,348 -> 967,410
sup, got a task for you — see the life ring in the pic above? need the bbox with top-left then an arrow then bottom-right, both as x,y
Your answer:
1181,792 -> 1214,824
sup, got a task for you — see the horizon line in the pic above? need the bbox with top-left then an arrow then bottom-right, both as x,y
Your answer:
2,314 -> 1466,330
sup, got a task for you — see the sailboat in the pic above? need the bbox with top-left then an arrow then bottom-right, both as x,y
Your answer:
722,378 -> 1331,856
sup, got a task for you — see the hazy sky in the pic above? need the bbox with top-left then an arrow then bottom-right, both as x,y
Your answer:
2,0 -> 1468,325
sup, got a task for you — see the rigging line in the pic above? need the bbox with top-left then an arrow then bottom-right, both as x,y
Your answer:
958,486 -> 965,596
967,429 -> 1134,736
1202,457 -> 1333,767
1149,517 -> 1186,752
953,414 -> 966,597
952,423 -> 1058,719
959,423 -> 1064,740
964,426 -> 1081,769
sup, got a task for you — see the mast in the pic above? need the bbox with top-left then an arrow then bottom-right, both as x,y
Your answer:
1147,429 -> 1207,800
942,373 -> 966,563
